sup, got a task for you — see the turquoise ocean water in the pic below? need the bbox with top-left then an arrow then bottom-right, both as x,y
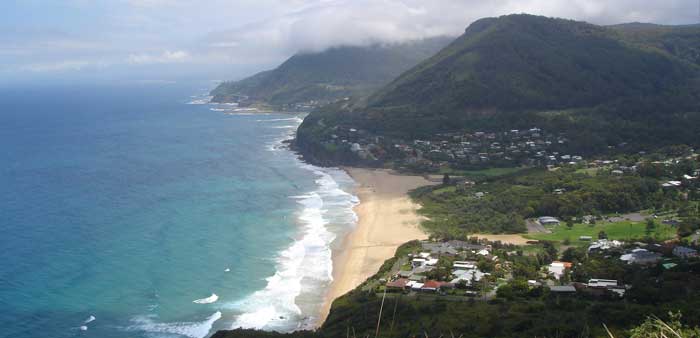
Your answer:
0,82 -> 357,338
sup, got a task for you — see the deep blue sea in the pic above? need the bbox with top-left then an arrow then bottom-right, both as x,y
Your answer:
0,82 -> 357,338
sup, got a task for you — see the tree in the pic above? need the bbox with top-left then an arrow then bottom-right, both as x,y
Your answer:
566,219 -> 574,230
645,219 -> 656,237
442,173 -> 451,185
598,230 -> 608,239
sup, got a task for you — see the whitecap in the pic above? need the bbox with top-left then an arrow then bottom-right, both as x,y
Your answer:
224,268 -> 230,272
128,311 -> 222,338
257,117 -> 304,123
187,96 -> 213,105
84,315 -> 96,324
193,293 -> 218,304
79,326 -> 88,331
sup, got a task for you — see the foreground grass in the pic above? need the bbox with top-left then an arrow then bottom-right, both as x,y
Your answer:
524,221 -> 676,243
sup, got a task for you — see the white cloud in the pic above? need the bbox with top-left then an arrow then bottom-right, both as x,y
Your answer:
126,50 -> 190,64
4,0 -> 698,78
200,0 -> 699,63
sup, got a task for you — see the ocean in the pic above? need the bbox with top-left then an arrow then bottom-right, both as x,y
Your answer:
0,82 -> 358,338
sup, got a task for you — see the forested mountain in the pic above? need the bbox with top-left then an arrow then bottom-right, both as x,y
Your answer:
296,15 -> 700,159
210,36 -> 452,107
609,22 -> 700,66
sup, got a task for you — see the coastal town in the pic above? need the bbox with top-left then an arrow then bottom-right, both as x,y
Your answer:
319,125 -> 582,170
375,236 -> 698,301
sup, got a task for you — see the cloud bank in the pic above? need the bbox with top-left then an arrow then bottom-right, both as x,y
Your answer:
1,0 -> 698,81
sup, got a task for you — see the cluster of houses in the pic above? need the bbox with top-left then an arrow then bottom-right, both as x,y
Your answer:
320,126 -> 584,169
542,239 -> 699,298
384,240 -> 495,294
544,260 -> 628,297
382,237 -> 698,301
586,238 -> 698,264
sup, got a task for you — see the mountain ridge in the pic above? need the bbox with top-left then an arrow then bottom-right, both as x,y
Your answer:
210,36 -> 454,109
295,14 -> 700,165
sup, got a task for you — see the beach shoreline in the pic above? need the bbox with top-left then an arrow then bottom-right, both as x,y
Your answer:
316,167 -> 437,325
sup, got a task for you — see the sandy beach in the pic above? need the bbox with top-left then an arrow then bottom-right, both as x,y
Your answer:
317,168 -> 436,324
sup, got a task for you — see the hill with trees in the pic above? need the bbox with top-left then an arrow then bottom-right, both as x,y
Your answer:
210,36 -> 452,108
295,15 -> 700,162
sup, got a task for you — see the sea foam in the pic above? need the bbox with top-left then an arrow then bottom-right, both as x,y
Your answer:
84,315 -> 96,324
128,311 -> 222,338
227,116 -> 358,332
193,293 -> 219,304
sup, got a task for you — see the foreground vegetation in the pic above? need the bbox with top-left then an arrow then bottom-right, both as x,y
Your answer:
215,240 -> 700,338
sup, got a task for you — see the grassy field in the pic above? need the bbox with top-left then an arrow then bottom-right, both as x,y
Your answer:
574,167 -> 603,176
524,221 -> 676,243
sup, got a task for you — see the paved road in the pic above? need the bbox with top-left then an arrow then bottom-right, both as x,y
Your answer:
606,212 -> 646,223
526,219 -> 551,233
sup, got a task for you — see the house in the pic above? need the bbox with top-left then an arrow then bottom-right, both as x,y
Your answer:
453,261 -> 477,270
673,246 -> 698,259
549,285 -> 577,293
408,274 -> 425,282
662,181 -> 682,188
386,278 -> 409,290
450,269 -> 489,285
588,239 -> 623,252
477,249 -> 490,256
538,216 -> 560,226
620,248 -> 662,265
587,279 -> 618,288
408,281 -> 424,291
421,242 -> 458,255
412,266 -> 435,275
397,270 -> 412,278
579,280 -> 626,297
425,258 -> 439,266
446,240 -> 490,252
411,258 -> 427,268
421,280 -> 443,292
548,261 -> 573,280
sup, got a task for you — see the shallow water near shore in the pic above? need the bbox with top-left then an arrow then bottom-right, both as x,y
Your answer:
0,82 -> 357,338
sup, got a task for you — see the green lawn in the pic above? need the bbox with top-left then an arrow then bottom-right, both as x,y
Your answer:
574,167 -> 602,176
432,186 -> 457,195
524,221 -> 676,243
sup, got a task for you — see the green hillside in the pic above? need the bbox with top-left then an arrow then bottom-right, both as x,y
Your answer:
609,22 -> 700,66
368,15 -> 695,114
296,15 -> 700,161
210,37 -> 452,108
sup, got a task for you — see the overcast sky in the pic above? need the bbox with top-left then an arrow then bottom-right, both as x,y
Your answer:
1,0 -> 698,84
